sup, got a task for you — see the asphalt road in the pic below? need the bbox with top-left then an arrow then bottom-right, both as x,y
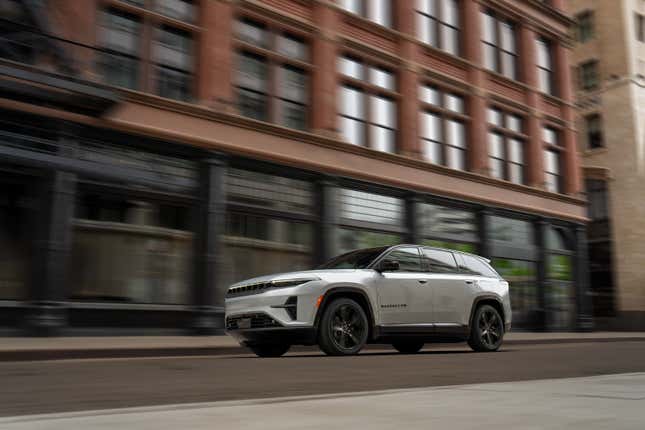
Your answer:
2,341 -> 645,417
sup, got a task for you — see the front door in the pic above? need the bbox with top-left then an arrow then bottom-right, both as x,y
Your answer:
375,247 -> 432,325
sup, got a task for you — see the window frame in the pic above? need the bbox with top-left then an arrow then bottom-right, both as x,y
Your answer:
579,60 -> 599,91
575,11 -> 594,43
338,54 -> 399,153
421,247 -> 459,274
542,125 -> 563,194
486,106 -> 527,184
233,14 -> 312,130
536,37 -> 555,95
337,0 -> 392,28
636,13 -> 645,43
382,246 -> 424,272
481,9 -> 518,80
419,82 -> 469,170
415,0 -> 462,56
96,1 -> 198,100
585,113 -> 604,149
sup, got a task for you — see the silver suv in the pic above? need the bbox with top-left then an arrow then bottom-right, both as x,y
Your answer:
225,245 -> 511,357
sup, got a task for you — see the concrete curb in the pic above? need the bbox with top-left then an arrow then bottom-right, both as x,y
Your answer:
2,336 -> 645,362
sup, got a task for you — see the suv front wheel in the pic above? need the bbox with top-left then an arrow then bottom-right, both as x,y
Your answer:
468,304 -> 504,352
318,297 -> 369,356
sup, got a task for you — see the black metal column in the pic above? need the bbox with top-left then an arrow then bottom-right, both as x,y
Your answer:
575,224 -> 594,331
191,154 -> 227,334
534,217 -> 549,331
404,194 -> 421,244
315,176 -> 339,265
477,208 -> 492,259
27,170 -> 76,335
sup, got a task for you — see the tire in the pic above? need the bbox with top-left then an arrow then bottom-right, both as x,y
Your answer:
318,297 -> 369,356
392,340 -> 425,354
468,304 -> 504,352
248,344 -> 291,358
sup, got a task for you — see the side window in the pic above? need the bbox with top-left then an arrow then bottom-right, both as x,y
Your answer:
422,248 -> 458,273
460,254 -> 499,277
385,247 -> 423,272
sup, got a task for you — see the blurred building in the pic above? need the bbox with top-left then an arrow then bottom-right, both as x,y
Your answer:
0,0 -> 590,335
568,0 -> 645,330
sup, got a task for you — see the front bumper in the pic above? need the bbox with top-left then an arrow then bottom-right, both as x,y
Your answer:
227,326 -> 317,346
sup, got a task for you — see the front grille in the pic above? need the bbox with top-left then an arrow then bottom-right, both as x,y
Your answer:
226,282 -> 273,297
226,313 -> 282,330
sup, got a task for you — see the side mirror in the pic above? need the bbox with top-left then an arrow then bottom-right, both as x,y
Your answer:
378,259 -> 400,272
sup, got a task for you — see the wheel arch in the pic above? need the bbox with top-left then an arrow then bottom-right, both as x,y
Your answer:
313,286 -> 377,340
468,295 -> 506,330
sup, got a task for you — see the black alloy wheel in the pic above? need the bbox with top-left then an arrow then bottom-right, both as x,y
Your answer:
468,304 -> 504,352
318,298 -> 369,356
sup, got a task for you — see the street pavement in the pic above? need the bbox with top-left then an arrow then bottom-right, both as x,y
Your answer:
2,372 -> 644,430
1,340 -> 645,420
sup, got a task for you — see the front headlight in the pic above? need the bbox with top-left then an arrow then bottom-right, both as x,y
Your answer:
226,277 -> 319,296
270,277 -> 320,288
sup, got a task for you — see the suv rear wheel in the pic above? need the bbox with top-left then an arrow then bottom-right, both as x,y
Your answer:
318,297 -> 369,356
468,304 -> 504,352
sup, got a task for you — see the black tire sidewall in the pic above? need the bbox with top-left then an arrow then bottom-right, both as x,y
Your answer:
468,304 -> 504,352
318,298 -> 369,356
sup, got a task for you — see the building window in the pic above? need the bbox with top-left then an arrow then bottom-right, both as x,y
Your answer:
579,60 -> 599,91
338,56 -> 397,153
338,0 -> 391,27
575,11 -> 594,43
154,26 -> 193,101
585,114 -> 604,149
416,0 -> 461,56
586,179 -> 608,221
419,85 -> 467,170
97,5 -> 195,101
487,108 -> 526,184
636,13 -> 645,42
98,8 -> 141,90
536,38 -> 554,95
542,126 -> 562,193
234,19 -> 310,130
481,11 -> 517,80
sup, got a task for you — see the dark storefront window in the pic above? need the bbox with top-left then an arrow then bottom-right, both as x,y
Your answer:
586,178 -> 613,317
488,215 -> 539,329
337,188 -> 404,253
234,19 -> 310,130
417,202 -> 477,252
70,195 -> 194,304
0,180 -> 35,300
545,226 -> 575,330
220,168 -> 314,301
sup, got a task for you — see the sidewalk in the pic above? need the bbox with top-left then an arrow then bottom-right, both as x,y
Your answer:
1,332 -> 644,361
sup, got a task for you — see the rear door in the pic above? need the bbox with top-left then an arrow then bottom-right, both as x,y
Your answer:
419,248 -> 466,325
374,247 -> 429,325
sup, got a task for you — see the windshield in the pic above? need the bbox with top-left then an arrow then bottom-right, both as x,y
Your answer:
318,247 -> 389,270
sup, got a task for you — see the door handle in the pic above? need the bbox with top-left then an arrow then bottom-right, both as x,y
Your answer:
465,280 -> 474,285
418,279 -> 428,284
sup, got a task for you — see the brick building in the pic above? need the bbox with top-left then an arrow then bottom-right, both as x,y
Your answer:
0,0 -> 590,335
568,0 -> 645,330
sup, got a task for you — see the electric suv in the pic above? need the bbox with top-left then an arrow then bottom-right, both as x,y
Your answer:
225,245 -> 511,357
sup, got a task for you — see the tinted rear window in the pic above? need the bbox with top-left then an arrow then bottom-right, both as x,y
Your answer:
460,255 -> 499,277
422,248 -> 458,273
